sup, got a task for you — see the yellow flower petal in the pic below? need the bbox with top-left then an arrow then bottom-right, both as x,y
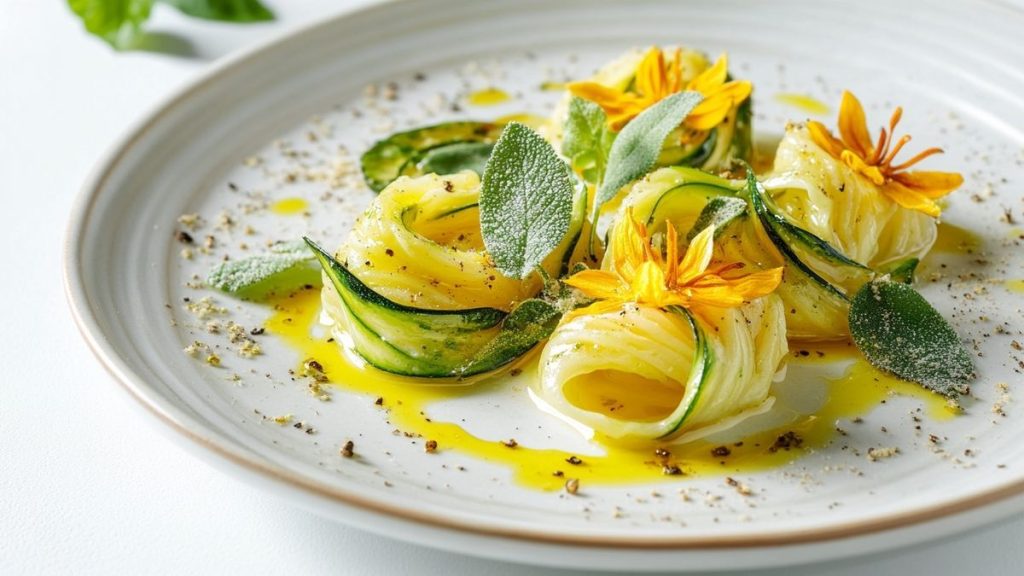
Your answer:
564,270 -> 629,300
675,225 -> 715,285
686,80 -> 751,131
631,261 -> 669,305
666,48 -> 684,93
687,54 -> 728,94
612,209 -> 650,280
635,47 -> 666,101
565,298 -> 631,320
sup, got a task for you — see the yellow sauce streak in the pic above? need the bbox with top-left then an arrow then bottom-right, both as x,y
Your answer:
1005,279 -> 1024,294
468,88 -> 511,106
495,113 -> 547,129
933,222 -> 982,254
774,93 -> 830,115
268,289 -> 956,490
270,197 -> 309,215
563,370 -> 684,423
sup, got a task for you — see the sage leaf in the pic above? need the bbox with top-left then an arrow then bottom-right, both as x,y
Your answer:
849,278 -> 973,398
562,97 -> 615,185
460,299 -> 562,375
686,196 -> 748,241
480,122 -> 575,279
207,240 -> 320,299
595,91 -> 703,216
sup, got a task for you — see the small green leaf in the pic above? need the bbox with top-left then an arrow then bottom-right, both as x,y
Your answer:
207,241 -> 320,299
849,279 -> 974,398
595,91 -> 703,217
562,97 -> 615,185
879,257 -> 919,284
68,0 -> 154,50
480,122 -> 575,279
160,0 -> 274,22
686,196 -> 748,241
417,141 -> 494,177
460,299 -> 562,375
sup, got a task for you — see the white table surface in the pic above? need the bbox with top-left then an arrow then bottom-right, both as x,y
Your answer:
2,1 -> 1022,573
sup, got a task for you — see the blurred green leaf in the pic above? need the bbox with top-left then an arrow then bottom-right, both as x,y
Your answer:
68,0 -> 154,50
162,0 -> 274,22
68,0 -> 274,51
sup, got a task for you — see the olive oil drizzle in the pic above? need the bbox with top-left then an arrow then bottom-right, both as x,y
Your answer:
268,288 -> 955,491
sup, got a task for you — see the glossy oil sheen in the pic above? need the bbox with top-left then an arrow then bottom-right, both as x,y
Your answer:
268,288 -> 955,491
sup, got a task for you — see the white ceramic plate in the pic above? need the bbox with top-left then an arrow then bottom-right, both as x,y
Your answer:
65,0 -> 1024,570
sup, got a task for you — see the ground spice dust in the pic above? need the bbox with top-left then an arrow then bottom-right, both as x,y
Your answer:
266,288 -> 960,491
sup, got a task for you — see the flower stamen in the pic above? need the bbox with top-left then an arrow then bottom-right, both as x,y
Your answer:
565,210 -> 783,318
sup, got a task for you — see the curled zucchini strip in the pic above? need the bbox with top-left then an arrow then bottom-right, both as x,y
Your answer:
534,298 -> 787,443
361,121 -> 504,193
318,171 -> 586,378
763,126 -> 936,268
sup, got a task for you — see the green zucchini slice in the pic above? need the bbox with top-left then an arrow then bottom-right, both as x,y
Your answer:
312,170 -> 587,379
361,121 -> 505,192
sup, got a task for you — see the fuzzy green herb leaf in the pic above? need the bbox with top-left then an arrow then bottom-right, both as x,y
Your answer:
562,97 -> 615,185
207,241 -> 320,299
595,91 -> 703,216
460,299 -> 562,375
480,122 -> 575,279
687,196 -> 748,240
849,278 -> 974,398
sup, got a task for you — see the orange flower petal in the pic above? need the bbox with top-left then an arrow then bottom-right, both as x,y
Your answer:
840,150 -> 886,186
881,181 -> 942,217
567,81 -> 648,130
663,220 -> 680,288
567,81 -> 624,109
837,91 -> 874,158
890,170 -> 963,198
807,120 -> 846,158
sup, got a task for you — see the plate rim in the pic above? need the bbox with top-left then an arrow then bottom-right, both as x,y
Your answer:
62,0 -> 1024,552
